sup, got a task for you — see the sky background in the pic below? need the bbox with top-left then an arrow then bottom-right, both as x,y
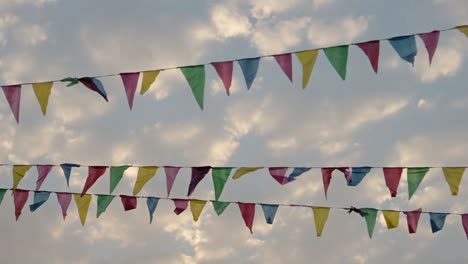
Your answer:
0,0 -> 468,263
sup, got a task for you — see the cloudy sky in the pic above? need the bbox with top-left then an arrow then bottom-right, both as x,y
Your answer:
0,0 -> 467,263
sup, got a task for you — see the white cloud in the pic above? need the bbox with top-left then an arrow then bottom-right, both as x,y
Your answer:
14,24 -> 47,46
307,16 -> 369,46
211,4 -> 252,39
249,0 -> 301,19
267,137 -> 297,152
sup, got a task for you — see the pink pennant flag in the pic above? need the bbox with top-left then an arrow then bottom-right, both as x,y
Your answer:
164,166 -> 181,197
321,167 -> 351,198
269,167 -> 292,185
462,214 -> 468,239
35,165 -> 53,191
56,192 -> 72,220
356,40 -> 380,73
212,61 -> 233,95
120,195 -> 137,211
173,199 -> 189,215
238,202 -> 255,234
14,189 -> 29,220
2,85 -> 21,123
81,166 -> 108,196
404,208 -> 422,234
419,31 -> 440,65
383,168 -> 403,197
120,72 -> 140,110
273,54 -> 293,82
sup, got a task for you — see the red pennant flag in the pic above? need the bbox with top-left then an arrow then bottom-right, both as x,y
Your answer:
173,199 -> 189,215
462,214 -> 468,239
238,202 -> 255,234
56,192 -> 72,220
273,54 -> 293,82
356,40 -> 380,73
36,165 -> 53,191
187,166 -> 211,196
81,166 -> 107,196
120,72 -> 140,110
212,61 -> 233,95
404,208 -> 422,234
321,167 -> 351,198
419,31 -> 440,65
14,189 -> 29,220
269,167 -> 292,185
164,166 -> 181,197
383,168 -> 403,197
2,85 -> 21,123
120,195 -> 137,211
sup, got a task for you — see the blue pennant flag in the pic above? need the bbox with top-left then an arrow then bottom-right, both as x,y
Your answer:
237,57 -> 260,90
60,163 -> 80,187
261,204 -> 279,225
288,167 -> 312,181
349,167 -> 372,186
30,191 -> 50,212
388,35 -> 417,65
429,212 -> 448,233
147,197 -> 159,224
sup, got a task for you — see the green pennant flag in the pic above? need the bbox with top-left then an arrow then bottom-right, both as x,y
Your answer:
212,167 -> 233,200
96,195 -> 115,218
110,165 -> 131,194
0,189 -> 7,206
212,201 -> 230,216
360,208 -> 378,238
407,167 -> 430,200
323,45 -> 348,80
180,65 -> 205,110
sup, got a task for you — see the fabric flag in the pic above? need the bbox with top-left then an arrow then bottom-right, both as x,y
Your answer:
359,208 -> 378,238
349,167 -> 372,186
164,166 -> 181,197
120,72 -> 140,110
0,189 -> 7,206
81,166 -> 107,196
429,213 -> 448,233
180,65 -> 205,110
133,166 -> 158,195
321,167 -> 351,198
13,165 -> 32,191
109,165 -> 130,194
35,165 -> 53,191
190,199 -> 207,222
238,202 -> 255,234
269,167 -> 292,185
462,214 -> 468,239
324,45 -> 348,80
212,201 -> 230,216
60,163 -> 80,187
140,70 -> 160,95
32,81 -> 53,115
232,167 -> 263,180
388,35 -> 417,65
212,167 -> 233,200
14,189 -> 29,220
56,192 -> 72,220
295,50 -> 318,89
356,40 -> 380,73
442,167 -> 465,195
29,191 -> 50,212
173,199 -> 189,215
146,197 -> 159,224
187,166 -> 211,196
121,195 -> 137,211
404,208 -> 422,234
273,54 -> 293,82
96,195 -> 114,218
407,167 -> 430,199
261,204 -> 279,225
419,31 -> 440,65
78,77 -> 108,101
383,167 -> 403,197
456,25 -> 468,37
2,85 -> 21,123
288,167 -> 312,181
382,210 -> 400,229
74,193 -> 92,226
237,57 -> 260,90
212,61 -> 233,95
312,207 -> 330,237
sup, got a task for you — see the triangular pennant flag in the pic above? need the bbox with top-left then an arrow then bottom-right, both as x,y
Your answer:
14,189 -> 29,220
120,195 -> 137,211
173,199 -> 189,215
237,57 -> 260,90
212,61 -> 233,95
359,208 -> 378,238
232,167 -> 263,180
388,35 -> 417,65
120,72 -> 140,110
323,45 -> 349,80
78,77 -> 108,101
382,210 -> 400,229
356,40 -> 380,73
456,25 -> 468,37
109,165 -> 130,194
180,65 -> 205,110
13,165 -> 32,191
383,167 -> 403,197
29,191 -> 50,212
212,167 -> 233,200
190,199 -> 207,222
295,50 -> 318,89
96,195 -> 114,218
261,204 -> 279,225
312,207 -> 330,237
419,31 -> 440,65
407,167 -> 430,199
212,201 -> 230,216
164,166 -> 181,197
2,85 -> 21,123
429,213 -> 448,233
0,189 -> 7,206
133,166 -> 158,195
288,167 -> 312,181
404,208 -> 422,234
74,193 -> 92,226
462,214 -> 468,239
35,165 -> 53,191
269,167 -> 292,185
349,167 -> 372,186
56,192 -> 72,220
238,202 -> 255,234
60,163 -> 80,187
273,53 -> 293,82
61,77 -> 79,87
443,167 -> 465,195
187,166 -> 211,196
140,70 -> 160,95
321,167 -> 351,198
146,197 -> 159,224
81,166 -> 107,196
32,81 -> 53,115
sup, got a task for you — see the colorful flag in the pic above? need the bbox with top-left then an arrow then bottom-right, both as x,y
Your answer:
295,50 -> 318,89
32,81 -> 53,115
29,191 -> 50,212
273,53 -> 293,82
190,199 -> 207,222
456,25 -> 468,37
383,167 -> 403,197
212,167 -> 233,200
187,166 -> 211,196
2,85 -> 21,123
321,167 -> 350,198
12,165 -> 32,191
60,163 -> 80,187
173,199 -> 189,215
212,201 -> 230,216
133,166 -> 158,195
35,165 -> 53,191
407,167 -> 429,199
96,195 -> 114,218
312,207 -> 330,237
348,167 -> 372,186
237,57 -> 260,90
443,167 -> 465,195
14,189 -> 29,220
109,165 -> 130,194
140,70 -> 160,95
288,167 -> 312,181
74,193 -> 92,226
0,189 -> 7,206
212,61 -> 233,95
429,212 -> 447,233
359,208 -> 378,238
164,166 -> 181,197
269,167 -> 292,185
462,214 -> 468,239
81,166 -> 107,196
419,31 -> 440,65
323,45 -> 348,80
404,208 -> 422,234
180,65 -> 205,110
78,77 -> 108,101
120,72 -> 140,110
356,40 -> 380,73
388,35 -> 417,65
382,210 -> 399,229
56,192 -> 72,220
120,195 -> 137,211
261,204 -> 279,225
146,197 -> 159,224
238,202 -> 255,233
232,167 -> 263,180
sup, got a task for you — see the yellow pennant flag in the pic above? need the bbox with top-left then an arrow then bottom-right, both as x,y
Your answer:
311,207 -> 330,237
232,167 -> 263,180
133,166 -> 159,195
190,199 -> 207,222
295,50 -> 319,89
74,193 -> 92,226
140,70 -> 160,95
443,167 -> 465,195
12,165 -> 32,190
456,26 -> 468,37
382,210 -> 399,229
32,81 -> 53,115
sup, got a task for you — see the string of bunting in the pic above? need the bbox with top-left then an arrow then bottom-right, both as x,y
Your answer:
1,26 -> 467,123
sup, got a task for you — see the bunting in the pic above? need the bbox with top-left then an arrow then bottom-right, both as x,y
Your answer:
32,81 -> 53,115
164,166 -> 181,197
35,165 -> 53,191
190,199 -> 206,222
180,65 -> 205,110
356,40 -> 379,73
81,166 -> 107,196
56,192 -> 71,220
12,165 -> 32,191
232,167 -> 263,180
456,25 -> 468,37
2,85 -> 21,123
173,199 -> 188,215
74,193 -> 92,226
96,195 -> 114,218
407,167 -> 429,199
295,50 -> 318,89
146,197 -> 159,224
429,213 -> 447,233
120,72 -> 140,110
269,167 -> 293,185
404,208 -> 422,234
261,204 -> 279,225
462,214 -> 468,239
187,166 -> 211,196
211,167 -> 232,200
348,167 -> 372,186
237,57 -> 260,90
388,35 -> 417,65
273,54 -> 293,82
78,77 -> 108,101
121,195 -> 137,211
29,191 -> 50,212
212,201 -> 230,216
443,167 -> 465,195
60,163 -> 80,187
140,70 -> 160,95
324,46 -> 348,80
14,189 -> 29,220
312,207 -> 330,237
238,202 -> 255,233
0,189 -> 7,206
382,210 -> 400,229
109,165 -> 130,194
418,31 -> 440,65
288,167 -> 312,181
212,61 -> 233,95
133,166 -> 158,195
383,167 -> 403,197
321,167 -> 350,198
359,208 -> 378,238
